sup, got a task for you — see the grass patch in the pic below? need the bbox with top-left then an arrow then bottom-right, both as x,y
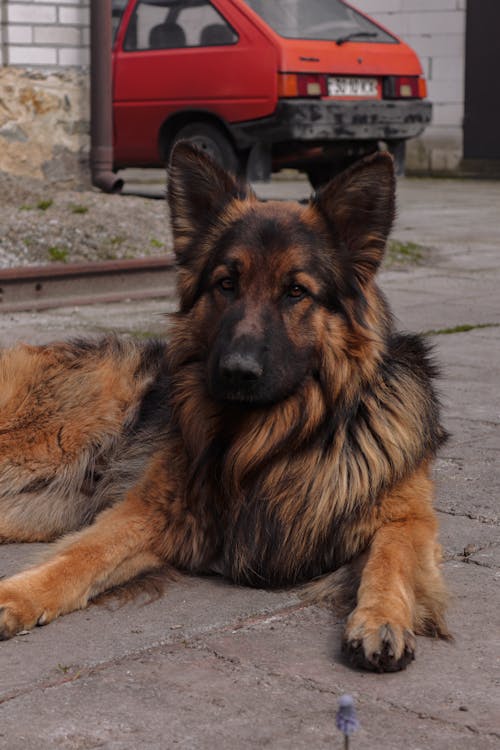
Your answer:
70,204 -> 89,214
109,235 -> 125,246
423,322 -> 499,336
19,204 -> 34,211
385,239 -> 426,266
47,246 -> 69,263
150,238 -> 163,248
37,199 -> 53,211
128,329 -> 162,340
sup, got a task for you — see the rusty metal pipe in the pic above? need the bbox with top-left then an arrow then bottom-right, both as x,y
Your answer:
90,0 -> 124,193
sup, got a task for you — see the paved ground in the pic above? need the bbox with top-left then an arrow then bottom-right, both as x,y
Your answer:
0,176 -> 499,749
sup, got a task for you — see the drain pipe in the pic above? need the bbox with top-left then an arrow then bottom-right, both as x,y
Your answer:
90,0 -> 124,193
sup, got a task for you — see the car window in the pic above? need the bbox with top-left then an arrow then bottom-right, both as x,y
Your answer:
242,0 -> 396,43
123,0 -> 238,51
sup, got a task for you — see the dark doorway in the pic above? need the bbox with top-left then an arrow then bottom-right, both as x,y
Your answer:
464,1 -> 500,160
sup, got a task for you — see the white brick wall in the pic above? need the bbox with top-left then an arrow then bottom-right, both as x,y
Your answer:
1,0 -> 90,67
355,0 -> 466,170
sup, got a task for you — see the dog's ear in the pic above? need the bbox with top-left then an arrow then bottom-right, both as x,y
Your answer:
168,141 -> 248,260
312,152 -> 395,287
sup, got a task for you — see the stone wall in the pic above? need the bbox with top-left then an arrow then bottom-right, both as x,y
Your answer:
354,0 -> 466,174
0,1 -> 90,187
0,66 -> 90,185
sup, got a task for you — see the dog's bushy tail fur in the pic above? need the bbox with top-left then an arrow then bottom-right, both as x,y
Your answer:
299,557 -> 365,615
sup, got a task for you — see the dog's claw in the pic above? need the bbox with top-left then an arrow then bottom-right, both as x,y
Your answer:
0,604 -> 23,640
0,584 -> 42,640
343,620 -> 416,672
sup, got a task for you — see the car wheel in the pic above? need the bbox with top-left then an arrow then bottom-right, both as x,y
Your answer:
387,140 -> 406,176
305,165 -> 337,190
305,156 -> 356,189
171,123 -> 240,175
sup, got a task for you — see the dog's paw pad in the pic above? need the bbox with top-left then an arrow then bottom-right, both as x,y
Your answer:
343,621 -> 416,673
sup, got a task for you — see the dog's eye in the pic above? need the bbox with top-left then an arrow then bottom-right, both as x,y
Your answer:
287,284 -> 307,300
218,277 -> 235,293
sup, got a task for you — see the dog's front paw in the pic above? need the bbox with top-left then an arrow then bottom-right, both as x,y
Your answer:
342,609 -> 416,672
0,582 -> 45,640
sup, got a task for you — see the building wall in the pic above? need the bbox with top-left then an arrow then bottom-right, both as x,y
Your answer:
1,0 -> 90,67
0,1 -> 90,185
354,0 -> 467,173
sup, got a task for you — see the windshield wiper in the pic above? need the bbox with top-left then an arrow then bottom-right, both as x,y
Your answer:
335,32 -> 378,46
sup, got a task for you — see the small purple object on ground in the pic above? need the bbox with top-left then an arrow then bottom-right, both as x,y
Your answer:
336,694 -> 360,736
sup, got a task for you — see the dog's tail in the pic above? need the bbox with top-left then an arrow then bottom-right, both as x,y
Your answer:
91,566 -> 180,609
298,557 -> 366,615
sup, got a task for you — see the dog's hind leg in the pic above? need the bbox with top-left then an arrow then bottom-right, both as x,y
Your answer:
342,462 -> 450,672
0,449 -> 211,639
0,338 -> 166,543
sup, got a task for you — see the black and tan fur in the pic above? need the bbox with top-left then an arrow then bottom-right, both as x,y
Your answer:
0,144 -> 449,671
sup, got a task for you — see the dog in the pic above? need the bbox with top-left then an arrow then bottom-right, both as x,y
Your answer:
0,143 -> 450,671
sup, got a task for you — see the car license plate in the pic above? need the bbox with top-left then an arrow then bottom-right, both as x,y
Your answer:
328,77 -> 378,97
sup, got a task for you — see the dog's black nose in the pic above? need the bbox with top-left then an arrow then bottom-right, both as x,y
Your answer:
220,353 -> 263,383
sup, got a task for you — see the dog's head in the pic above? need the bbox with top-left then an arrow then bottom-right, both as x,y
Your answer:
167,143 -> 395,406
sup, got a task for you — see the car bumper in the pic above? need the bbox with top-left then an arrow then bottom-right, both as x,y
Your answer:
231,98 -> 432,147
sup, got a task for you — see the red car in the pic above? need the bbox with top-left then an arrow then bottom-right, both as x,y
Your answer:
112,0 -> 431,185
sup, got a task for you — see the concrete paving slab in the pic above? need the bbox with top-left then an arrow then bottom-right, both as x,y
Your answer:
439,441 -> 497,522
198,563 -> 500,734
0,298 -> 172,347
435,327 -> 500,364
437,511 -> 499,559
0,564 -> 497,749
440,386 -> 499,427
0,566 -> 300,699
435,448 -> 498,523
467,544 -> 500,569
4,643 -> 494,750
388,294 -> 499,332
392,179 -> 500,258
382,274 -> 500,329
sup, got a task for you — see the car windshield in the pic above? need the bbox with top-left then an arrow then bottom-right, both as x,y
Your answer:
242,0 -> 396,43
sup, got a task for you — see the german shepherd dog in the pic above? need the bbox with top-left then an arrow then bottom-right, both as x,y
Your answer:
0,143 -> 450,671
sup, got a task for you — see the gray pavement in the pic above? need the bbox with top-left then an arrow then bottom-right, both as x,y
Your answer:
0,177 -> 499,749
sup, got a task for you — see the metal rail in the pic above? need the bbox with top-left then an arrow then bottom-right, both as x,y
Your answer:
0,256 -> 176,313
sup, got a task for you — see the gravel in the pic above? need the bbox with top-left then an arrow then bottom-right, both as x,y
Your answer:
0,173 -> 173,269
0,171 -> 426,272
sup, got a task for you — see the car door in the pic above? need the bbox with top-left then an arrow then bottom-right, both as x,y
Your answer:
113,0 -> 276,166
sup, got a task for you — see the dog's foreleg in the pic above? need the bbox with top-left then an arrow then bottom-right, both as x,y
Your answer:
0,450 -> 201,640
342,463 -> 450,672
0,494 -> 163,639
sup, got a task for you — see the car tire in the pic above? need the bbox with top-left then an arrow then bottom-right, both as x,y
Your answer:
171,123 -> 240,176
306,144 -> 400,190
387,140 -> 406,176
305,165 -> 337,190
305,155 -> 356,189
